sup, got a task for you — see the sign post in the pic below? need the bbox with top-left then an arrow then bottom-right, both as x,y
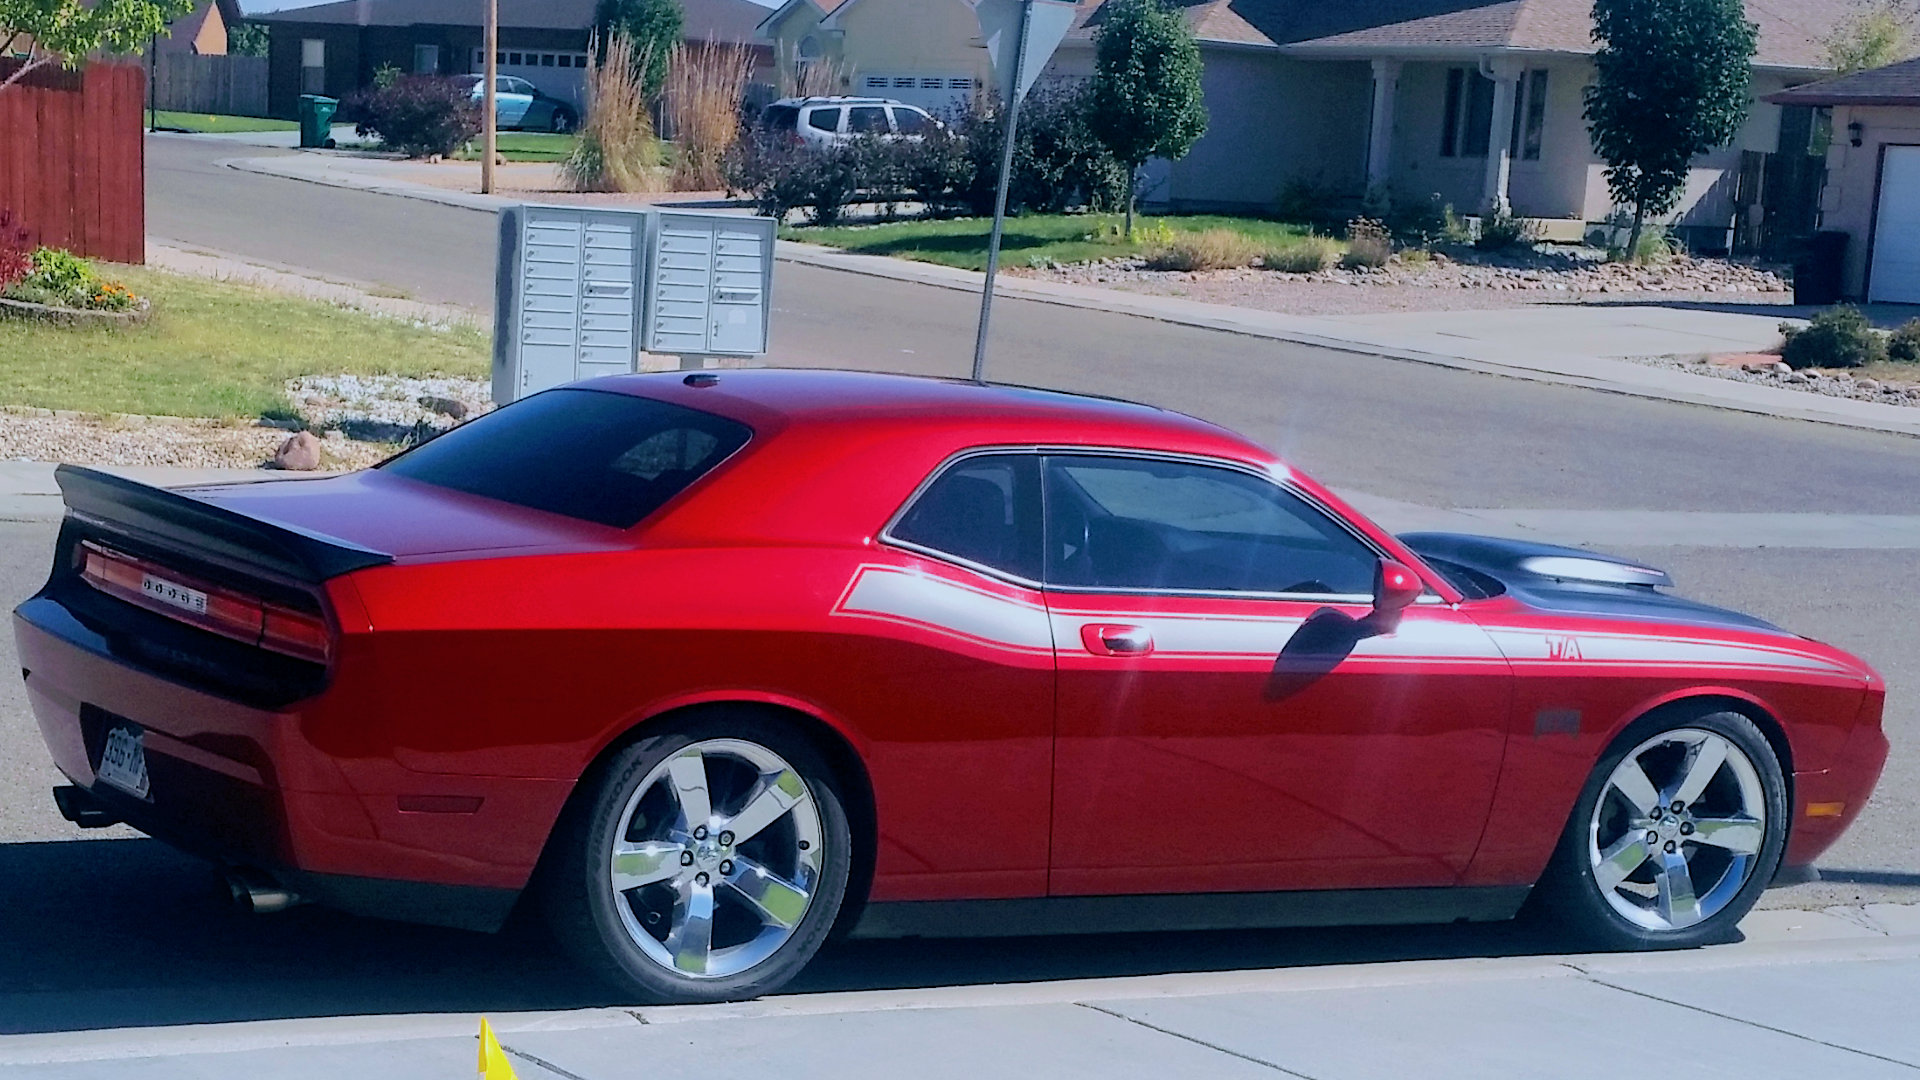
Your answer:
970,0 -> 1077,384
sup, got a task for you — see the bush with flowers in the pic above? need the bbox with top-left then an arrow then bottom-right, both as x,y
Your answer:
0,218 -> 147,314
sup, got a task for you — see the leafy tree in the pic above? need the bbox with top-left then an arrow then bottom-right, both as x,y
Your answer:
1823,1 -> 1918,74
227,21 -> 268,58
592,0 -> 681,100
1584,0 -> 1757,258
0,0 -> 195,94
1086,0 -> 1207,236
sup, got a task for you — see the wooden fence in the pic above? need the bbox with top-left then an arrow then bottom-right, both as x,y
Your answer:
0,60 -> 146,265
144,53 -> 269,117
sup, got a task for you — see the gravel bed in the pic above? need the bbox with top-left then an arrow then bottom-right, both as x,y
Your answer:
1630,356 -> 1920,407
286,374 -> 495,441
1009,250 -> 1793,317
0,412 -> 393,469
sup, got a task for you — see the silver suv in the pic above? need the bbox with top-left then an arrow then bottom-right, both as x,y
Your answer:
759,96 -> 939,148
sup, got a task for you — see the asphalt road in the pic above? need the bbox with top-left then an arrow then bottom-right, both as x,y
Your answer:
145,136 -> 1920,515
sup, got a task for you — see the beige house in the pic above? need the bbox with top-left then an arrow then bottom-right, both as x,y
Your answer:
762,0 -> 1855,250
1770,57 -> 1920,303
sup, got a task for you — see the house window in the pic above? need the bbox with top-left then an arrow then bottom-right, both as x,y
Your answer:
300,38 -> 325,94
413,44 -> 439,74
1510,69 -> 1548,161
1440,68 -> 1496,158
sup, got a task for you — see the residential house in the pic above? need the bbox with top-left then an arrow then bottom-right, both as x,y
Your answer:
1770,56 -> 1920,303
760,0 -> 1855,250
156,0 -> 245,56
255,0 -> 773,119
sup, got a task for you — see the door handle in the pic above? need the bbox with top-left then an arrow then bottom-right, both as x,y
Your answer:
1082,624 -> 1153,657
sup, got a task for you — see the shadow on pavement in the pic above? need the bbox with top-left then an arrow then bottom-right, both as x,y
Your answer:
0,837 -> 1594,1036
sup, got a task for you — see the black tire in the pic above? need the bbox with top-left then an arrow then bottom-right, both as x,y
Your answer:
550,108 -> 577,135
1527,708 -> 1787,951
540,712 -> 852,1003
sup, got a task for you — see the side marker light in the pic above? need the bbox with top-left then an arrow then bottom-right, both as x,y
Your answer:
1805,802 -> 1846,818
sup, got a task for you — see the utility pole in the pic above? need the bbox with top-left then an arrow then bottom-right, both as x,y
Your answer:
482,0 -> 498,194
970,0 -> 1033,385
148,34 -> 158,132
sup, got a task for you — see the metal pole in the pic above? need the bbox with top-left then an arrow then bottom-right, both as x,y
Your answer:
148,35 -> 158,132
482,0 -> 498,194
970,0 -> 1034,385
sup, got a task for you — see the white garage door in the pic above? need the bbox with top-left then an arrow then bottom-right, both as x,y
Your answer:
859,73 -> 974,120
1870,145 -> 1920,304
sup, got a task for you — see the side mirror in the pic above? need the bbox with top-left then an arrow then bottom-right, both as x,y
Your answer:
1367,559 -> 1423,632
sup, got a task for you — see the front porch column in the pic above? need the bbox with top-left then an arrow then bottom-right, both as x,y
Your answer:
1366,58 -> 1401,189
1481,56 -> 1524,214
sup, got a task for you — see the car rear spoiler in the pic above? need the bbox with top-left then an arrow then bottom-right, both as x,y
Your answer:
54,465 -> 395,583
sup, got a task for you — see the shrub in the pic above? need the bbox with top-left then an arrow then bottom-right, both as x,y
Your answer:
1341,217 -> 1392,268
0,208 -> 31,289
1780,306 -> 1888,369
1274,175 -> 1341,227
1262,235 -> 1340,273
665,41 -> 752,191
564,32 -> 666,192
1475,206 -> 1542,251
1889,318 -> 1920,364
28,247 -> 95,295
1387,192 -> 1450,247
346,75 -> 479,158
1,246 -> 142,311
1144,227 -> 1260,271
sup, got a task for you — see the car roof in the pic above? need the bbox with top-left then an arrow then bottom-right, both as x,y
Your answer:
587,369 -> 1275,464
772,96 -> 902,107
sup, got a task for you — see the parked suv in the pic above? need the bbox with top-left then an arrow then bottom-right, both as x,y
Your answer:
759,96 -> 939,148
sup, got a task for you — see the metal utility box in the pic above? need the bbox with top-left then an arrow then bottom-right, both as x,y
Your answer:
645,212 -> 776,358
493,205 -> 649,405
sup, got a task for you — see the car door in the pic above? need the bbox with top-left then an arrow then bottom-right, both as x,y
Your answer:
1042,452 -> 1513,897
495,77 -> 535,127
847,104 -> 891,139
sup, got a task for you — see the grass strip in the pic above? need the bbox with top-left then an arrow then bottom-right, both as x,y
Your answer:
782,214 -> 1318,272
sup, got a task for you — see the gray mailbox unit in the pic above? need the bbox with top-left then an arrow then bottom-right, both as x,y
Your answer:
493,204 -> 650,405
645,212 -> 775,358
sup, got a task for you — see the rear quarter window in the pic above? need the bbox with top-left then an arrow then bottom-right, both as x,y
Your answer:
380,388 -> 751,528
761,105 -> 800,133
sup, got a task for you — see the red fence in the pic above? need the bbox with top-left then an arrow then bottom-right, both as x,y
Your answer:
0,60 -> 146,265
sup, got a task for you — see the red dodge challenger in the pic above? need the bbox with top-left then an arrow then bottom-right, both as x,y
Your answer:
16,370 -> 1888,1003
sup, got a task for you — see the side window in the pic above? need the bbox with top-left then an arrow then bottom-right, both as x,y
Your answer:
806,107 -> 843,133
889,454 -> 1043,581
890,107 -> 931,135
1043,455 -> 1378,596
848,105 -> 890,134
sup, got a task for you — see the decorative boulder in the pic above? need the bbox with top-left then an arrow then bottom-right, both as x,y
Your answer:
274,431 -> 323,471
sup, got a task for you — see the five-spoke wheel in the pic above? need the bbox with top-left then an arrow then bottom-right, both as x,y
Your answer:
1533,710 -> 1786,950
543,716 -> 851,1003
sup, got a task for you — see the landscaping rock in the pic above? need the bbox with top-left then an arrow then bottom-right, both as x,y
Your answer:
274,431 -> 323,471
285,374 -> 493,440
419,395 -> 470,420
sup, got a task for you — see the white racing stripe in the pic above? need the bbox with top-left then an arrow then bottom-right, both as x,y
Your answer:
833,565 -> 1054,653
1487,629 -> 1857,675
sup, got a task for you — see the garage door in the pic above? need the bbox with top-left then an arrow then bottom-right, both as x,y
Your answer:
1870,145 -> 1920,304
859,73 -> 974,119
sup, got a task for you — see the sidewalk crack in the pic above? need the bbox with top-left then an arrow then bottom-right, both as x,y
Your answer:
1076,1002 -> 1321,1078
1581,976 -> 1920,1071
501,1042 -> 595,1080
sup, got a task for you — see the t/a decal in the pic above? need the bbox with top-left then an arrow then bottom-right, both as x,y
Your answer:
1546,635 -> 1584,661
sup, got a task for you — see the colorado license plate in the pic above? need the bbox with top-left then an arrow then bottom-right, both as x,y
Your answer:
97,725 -> 150,799
141,573 -> 208,616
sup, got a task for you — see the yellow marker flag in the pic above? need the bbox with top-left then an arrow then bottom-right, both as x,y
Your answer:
478,1017 -> 520,1080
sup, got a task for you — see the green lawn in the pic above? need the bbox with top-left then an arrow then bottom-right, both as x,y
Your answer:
0,267 -> 489,419
782,214 -> 1318,271
150,111 -> 297,133
457,132 -> 580,162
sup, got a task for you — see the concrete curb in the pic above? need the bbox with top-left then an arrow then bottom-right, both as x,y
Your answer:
215,152 -> 1920,438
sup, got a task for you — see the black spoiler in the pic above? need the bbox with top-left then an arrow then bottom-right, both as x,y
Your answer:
55,465 -> 395,582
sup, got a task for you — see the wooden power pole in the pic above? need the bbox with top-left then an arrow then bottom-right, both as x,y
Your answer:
482,0 -> 498,194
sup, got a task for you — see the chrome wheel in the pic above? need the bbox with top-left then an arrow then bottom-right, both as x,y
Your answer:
1588,728 -> 1767,932
608,738 -> 823,979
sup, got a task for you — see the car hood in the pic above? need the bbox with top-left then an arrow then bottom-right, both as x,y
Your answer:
185,469 -> 629,561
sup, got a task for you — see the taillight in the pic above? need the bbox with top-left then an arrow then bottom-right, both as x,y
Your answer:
78,542 -> 334,663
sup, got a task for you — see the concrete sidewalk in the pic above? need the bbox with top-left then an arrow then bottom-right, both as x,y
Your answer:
5,906 -> 1918,1079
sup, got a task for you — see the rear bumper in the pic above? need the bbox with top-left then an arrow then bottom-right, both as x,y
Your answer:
15,602 -> 569,931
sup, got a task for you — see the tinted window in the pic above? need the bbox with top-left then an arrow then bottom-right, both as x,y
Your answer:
806,107 -> 842,132
381,389 -> 751,529
762,105 -> 800,133
1044,456 -> 1377,595
890,107 -> 930,135
891,454 -> 1042,581
848,105 -> 890,134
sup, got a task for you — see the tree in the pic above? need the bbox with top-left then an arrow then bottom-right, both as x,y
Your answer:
1824,1 -> 1918,74
592,0 -> 681,100
0,0 -> 195,94
227,21 -> 269,58
1584,0 -> 1757,258
1086,0 -> 1207,237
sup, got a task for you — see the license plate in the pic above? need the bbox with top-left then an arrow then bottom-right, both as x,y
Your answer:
97,725 -> 150,799
141,573 -> 208,616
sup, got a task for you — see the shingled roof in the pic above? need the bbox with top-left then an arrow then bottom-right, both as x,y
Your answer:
1066,0 -> 1851,71
1768,54 -> 1920,105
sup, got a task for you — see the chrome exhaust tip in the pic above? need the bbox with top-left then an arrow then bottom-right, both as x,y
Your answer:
225,868 -> 304,914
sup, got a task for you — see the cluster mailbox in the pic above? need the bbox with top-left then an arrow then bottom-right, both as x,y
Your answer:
493,205 -> 776,405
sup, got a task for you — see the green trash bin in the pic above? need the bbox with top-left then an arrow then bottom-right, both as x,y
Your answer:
297,94 -> 339,149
